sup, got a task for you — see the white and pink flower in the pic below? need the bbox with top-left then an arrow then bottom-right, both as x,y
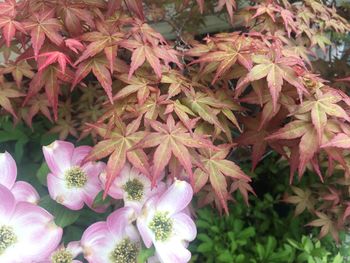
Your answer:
0,184 -> 62,262
101,162 -> 165,213
81,207 -> 141,263
43,140 -> 106,211
0,151 -> 39,204
137,179 -> 196,263
42,241 -> 82,263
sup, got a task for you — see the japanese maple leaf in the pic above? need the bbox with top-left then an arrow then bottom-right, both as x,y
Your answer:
190,38 -> 252,84
284,186 -> 315,216
280,9 -> 298,37
37,51 -> 73,73
124,0 -> 144,20
84,116 -> 150,195
0,16 -> 25,47
142,115 -> 216,185
215,0 -> 236,24
0,82 -> 25,118
230,178 -> 256,206
0,0 -> 17,17
236,110 -> 286,170
311,33 -> 331,53
322,131 -> 350,149
56,2 -> 94,36
244,54 -> 307,111
295,90 -> 350,141
0,60 -> 34,87
307,212 -> 339,241
181,90 -> 228,131
72,55 -> 113,103
250,2 -> 279,22
24,94 -> 52,127
74,22 -> 124,73
49,114 -> 78,140
267,120 -> 319,176
195,145 -> 251,213
120,40 -> 180,79
24,65 -> 74,120
113,73 -> 157,105
23,9 -> 63,58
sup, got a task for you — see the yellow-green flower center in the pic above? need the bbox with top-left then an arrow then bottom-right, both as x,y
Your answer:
51,248 -> 73,263
65,166 -> 87,188
0,226 -> 16,255
110,238 -> 139,263
149,212 -> 173,241
123,179 -> 144,201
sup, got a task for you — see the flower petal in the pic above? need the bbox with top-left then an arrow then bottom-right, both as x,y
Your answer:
43,140 -> 74,176
82,161 -> 106,179
172,213 -> 197,241
11,181 -> 40,204
72,146 -> 92,166
10,202 -> 62,261
67,241 -> 83,258
0,151 -> 17,189
81,222 -> 114,263
100,172 -> 123,199
0,184 -> 15,224
156,180 -> 193,215
47,174 -> 85,210
155,240 -> 191,263
137,218 -> 154,248
107,207 -> 136,239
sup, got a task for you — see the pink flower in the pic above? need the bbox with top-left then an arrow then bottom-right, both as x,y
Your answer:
81,207 -> 141,263
42,241 -> 83,263
0,184 -> 62,262
101,162 -> 165,213
137,179 -> 196,263
43,140 -> 106,211
0,151 -> 39,204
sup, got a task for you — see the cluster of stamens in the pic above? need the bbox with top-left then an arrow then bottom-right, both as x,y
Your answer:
0,226 -> 16,255
64,166 -> 87,188
123,179 -> 144,201
110,238 -> 139,263
51,248 -> 73,263
149,212 -> 173,241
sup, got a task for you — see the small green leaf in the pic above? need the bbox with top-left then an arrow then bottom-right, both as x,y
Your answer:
332,253 -> 343,263
92,191 -> 111,208
39,195 -> 80,228
137,247 -> 155,263
36,162 -> 50,186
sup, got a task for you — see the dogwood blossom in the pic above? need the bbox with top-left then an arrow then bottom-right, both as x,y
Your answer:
81,207 -> 141,263
43,140 -> 106,211
0,184 -> 62,262
0,151 -> 39,204
137,179 -> 196,263
101,162 -> 165,212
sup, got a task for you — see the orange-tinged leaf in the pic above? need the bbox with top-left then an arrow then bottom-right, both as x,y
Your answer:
23,9 -> 63,58
152,137 -> 172,184
299,128 -> 318,176
104,140 -> 127,197
92,60 -> 113,103
311,102 -> 327,141
266,120 -> 310,140
284,186 -> 314,216
307,212 -> 338,241
129,46 -> 146,78
322,133 -> 350,148
143,115 -> 216,184
209,164 -> 229,213
198,145 -> 251,210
